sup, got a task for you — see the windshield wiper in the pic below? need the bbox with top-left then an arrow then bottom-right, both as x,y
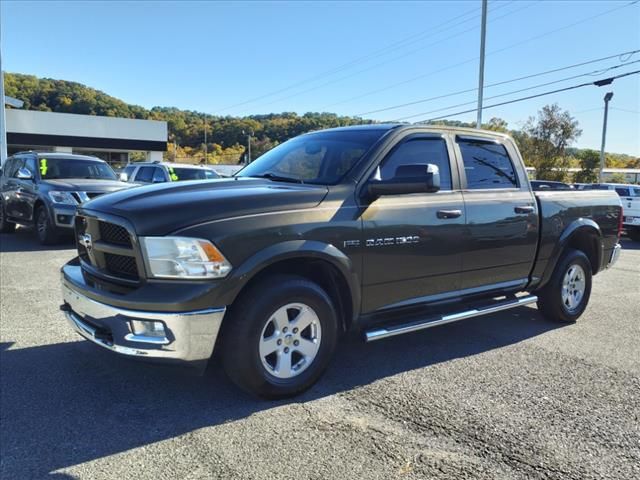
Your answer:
251,172 -> 304,184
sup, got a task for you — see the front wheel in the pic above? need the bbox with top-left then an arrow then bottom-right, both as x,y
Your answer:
537,249 -> 592,323
221,275 -> 338,399
0,201 -> 16,233
35,206 -> 59,245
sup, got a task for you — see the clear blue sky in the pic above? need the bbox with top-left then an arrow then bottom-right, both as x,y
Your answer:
2,0 -> 639,155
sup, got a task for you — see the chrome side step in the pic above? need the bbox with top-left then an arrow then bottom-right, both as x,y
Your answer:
364,295 -> 538,342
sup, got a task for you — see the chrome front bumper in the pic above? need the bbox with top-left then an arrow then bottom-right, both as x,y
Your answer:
62,284 -> 225,365
607,243 -> 622,269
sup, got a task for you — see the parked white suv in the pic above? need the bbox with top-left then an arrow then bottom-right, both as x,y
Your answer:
120,162 -> 220,184
592,183 -> 640,241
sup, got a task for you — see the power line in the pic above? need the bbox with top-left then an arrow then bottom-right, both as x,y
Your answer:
322,0 -> 639,111
356,49 -> 639,117
392,60 -> 640,121
214,3 -> 486,112
233,1 -> 529,113
611,107 -> 640,114
413,70 -> 640,124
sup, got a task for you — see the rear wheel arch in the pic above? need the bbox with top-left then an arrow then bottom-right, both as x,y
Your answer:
540,220 -> 602,289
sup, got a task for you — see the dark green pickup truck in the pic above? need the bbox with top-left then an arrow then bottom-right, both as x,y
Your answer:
60,125 -> 622,398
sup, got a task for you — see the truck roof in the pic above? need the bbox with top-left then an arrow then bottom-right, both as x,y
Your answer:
313,123 -> 511,140
128,162 -> 209,169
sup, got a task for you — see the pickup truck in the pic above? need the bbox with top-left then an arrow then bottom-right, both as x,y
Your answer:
59,125 -> 623,398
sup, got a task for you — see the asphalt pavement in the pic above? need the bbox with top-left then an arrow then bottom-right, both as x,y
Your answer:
1,227 -> 639,480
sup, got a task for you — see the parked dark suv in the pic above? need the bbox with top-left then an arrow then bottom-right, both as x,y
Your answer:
0,152 -> 131,244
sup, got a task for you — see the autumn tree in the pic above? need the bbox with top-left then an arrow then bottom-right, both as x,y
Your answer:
521,104 -> 582,181
574,149 -> 600,183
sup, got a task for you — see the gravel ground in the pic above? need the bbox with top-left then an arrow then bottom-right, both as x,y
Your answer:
1,228 -> 639,480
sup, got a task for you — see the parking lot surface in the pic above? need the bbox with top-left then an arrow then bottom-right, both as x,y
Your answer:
1,228 -> 639,480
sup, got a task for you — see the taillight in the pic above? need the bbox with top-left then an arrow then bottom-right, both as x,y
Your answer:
618,206 -> 624,240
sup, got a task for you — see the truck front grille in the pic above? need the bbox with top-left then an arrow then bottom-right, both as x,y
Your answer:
104,253 -> 139,279
99,221 -> 131,246
75,215 -> 141,283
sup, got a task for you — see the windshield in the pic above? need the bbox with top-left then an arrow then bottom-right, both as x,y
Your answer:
236,129 -> 385,185
172,168 -> 218,181
39,158 -> 117,180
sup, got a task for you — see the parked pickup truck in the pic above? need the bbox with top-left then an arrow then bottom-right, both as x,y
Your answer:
59,125 -> 623,398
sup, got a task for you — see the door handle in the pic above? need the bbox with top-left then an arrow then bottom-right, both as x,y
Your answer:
437,209 -> 462,219
514,206 -> 535,214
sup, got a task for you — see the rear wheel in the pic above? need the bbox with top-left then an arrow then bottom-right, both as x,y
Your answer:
35,206 -> 59,245
537,249 -> 592,323
221,275 -> 338,399
0,201 -> 16,233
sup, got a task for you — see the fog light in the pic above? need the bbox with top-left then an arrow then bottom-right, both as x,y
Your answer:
130,320 -> 166,337
57,214 -> 72,224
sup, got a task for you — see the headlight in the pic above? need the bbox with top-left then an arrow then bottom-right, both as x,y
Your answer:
140,237 -> 232,279
48,191 -> 78,205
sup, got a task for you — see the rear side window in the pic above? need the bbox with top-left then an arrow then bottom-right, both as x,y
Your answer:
135,166 -> 155,183
458,140 -> 518,189
615,187 -> 631,197
378,138 -> 452,190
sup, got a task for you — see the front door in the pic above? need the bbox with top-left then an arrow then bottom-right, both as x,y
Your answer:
360,133 -> 466,313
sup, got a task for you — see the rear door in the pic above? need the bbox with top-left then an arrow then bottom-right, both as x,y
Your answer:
454,135 -> 538,292
360,133 -> 466,313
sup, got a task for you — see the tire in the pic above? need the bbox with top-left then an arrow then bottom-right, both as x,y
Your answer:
627,228 -> 640,242
221,274 -> 339,399
537,248 -> 592,323
0,201 -> 16,234
35,206 -> 59,245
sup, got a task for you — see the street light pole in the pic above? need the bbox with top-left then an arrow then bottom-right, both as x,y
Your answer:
476,0 -> 488,129
599,92 -> 614,183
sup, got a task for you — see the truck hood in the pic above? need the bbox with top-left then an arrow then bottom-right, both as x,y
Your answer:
42,179 -> 131,192
81,177 -> 329,235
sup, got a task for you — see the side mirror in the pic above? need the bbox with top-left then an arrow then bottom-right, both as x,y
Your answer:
367,163 -> 440,198
119,172 -> 128,182
16,167 -> 34,181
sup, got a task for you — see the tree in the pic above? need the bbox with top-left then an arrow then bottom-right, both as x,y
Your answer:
521,104 -> 582,181
574,149 -> 600,183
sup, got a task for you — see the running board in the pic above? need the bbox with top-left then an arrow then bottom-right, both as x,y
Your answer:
364,295 -> 538,342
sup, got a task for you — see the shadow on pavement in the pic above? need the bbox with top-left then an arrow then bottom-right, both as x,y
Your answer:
620,236 -> 640,251
1,306 -> 560,478
0,227 -> 75,253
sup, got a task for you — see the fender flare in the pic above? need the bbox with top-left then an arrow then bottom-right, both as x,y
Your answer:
216,240 -> 361,319
539,218 -> 602,288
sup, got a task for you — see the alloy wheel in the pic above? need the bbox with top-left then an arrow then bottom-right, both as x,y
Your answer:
259,302 -> 322,379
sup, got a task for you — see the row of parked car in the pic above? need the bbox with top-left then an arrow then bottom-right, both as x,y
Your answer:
1,150 -> 639,245
0,151 -> 223,244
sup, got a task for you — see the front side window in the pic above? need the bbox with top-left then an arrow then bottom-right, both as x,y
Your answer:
377,138 -> 452,190
38,158 -> 117,180
458,140 -> 518,189
237,129 -> 385,185
135,166 -> 155,183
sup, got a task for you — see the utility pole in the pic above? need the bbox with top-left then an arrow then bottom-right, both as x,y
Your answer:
476,0 -> 488,129
243,129 -> 253,164
599,92 -> 613,183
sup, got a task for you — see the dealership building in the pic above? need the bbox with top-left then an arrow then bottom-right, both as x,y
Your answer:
4,108 -> 167,168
